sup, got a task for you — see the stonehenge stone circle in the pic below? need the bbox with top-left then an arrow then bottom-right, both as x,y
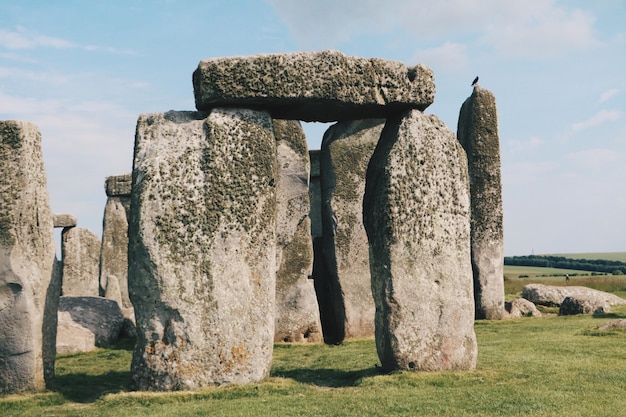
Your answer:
457,86 -> 505,320
99,173 -> 132,308
61,227 -> 101,297
129,109 -> 277,390
273,120 -> 321,343
363,110 -> 477,372
193,50 -> 435,122
319,119 -> 384,342
0,121 -> 57,394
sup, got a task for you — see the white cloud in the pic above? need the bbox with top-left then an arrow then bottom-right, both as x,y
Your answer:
571,109 -> 622,133
0,27 -> 73,49
415,42 -> 468,72
268,0 -> 600,59
598,89 -> 619,103
506,136 -> 543,152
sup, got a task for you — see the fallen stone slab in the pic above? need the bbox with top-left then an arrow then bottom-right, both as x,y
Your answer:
559,296 -> 611,316
504,298 -> 542,318
53,214 -> 77,228
193,50 -> 435,122
56,296 -> 124,354
522,284 -> 626,307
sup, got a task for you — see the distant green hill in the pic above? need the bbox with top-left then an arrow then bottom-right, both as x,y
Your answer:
504,254 -> 626,275
544,252 -> 626,262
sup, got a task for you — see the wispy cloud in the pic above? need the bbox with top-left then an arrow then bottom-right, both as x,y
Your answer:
506,136 -> 543,152
0,27 -> 137,55
598,89 -> 620,103
571,109 -> 622,133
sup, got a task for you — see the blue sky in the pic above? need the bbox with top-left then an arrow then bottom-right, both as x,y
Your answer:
1,0 -> 624,256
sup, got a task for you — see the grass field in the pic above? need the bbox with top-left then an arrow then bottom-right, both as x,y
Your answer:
4,308 -> 626,416
3,252 -> 626,416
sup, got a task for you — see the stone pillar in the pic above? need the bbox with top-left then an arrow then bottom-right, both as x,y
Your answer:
99,173 -> 132,308
61,227 -> 101,297
130,109 -> 277,390
0,121 -> 57,393
273,120 -> 321,343
319,119 -> 384,342
457,86 -> 505,320
363,110 -> 477,372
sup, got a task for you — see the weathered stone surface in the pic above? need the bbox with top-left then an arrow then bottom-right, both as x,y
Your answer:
558,296 -> 611,316
522,284 -> 626,307
273,120 -> 321,343
504,298 -> 542,318
0,121 -> 56,394
61,227 -> 101,297
308,150 -> 322,238
99,191 -> 131,308
56,296 -> 124,354
320,119 -> 384,342
105,173 -> 132,197
457,87 -> 504,320
52,214 -> 77,228
130,109 -> 277,390
363,110 -> 477,372
193,50 -> 435,122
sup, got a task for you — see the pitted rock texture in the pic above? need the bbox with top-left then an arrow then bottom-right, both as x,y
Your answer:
363,110 -> 477,372
105,173 -> 132,197
193,50 -> 435,122
559,296 -> 610,316
504,298 -> 542,318
273,120 -> 321,343
99,181 -> 131,307
56,296 -> 124,354
0,121 -> 56,394
522,284 -> 626,307
52,214 -> 77,228
61,227 -> 101,297
320,119 -> 384,342
130,109 -> 277,390
457,87 -> 504,320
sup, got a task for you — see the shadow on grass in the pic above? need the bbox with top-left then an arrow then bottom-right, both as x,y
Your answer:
52,370 -> 131,403
271,366 -> 381,387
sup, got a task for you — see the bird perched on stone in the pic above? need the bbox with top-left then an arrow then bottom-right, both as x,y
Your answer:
471,76 -> 479,86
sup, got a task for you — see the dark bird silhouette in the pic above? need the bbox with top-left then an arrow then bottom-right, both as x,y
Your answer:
471,76 -> 479,86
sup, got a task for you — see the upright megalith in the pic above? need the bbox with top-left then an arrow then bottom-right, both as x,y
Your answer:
319,119 -> 384,342
130,109 -> 277,390
363,110 -> 477,372
99,173 -> 132,308
273,120 -> 321,343
61,227 -> 101,297
457,86 -> 505,320
0,121 -> 57,394
193,50 -> 435,122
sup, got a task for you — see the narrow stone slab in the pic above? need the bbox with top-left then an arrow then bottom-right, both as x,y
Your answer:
273,120 -> 321,343
457,86 -> 505,320
320,119 -> 384,342
61,227 -> 101,297
130,109 -> 277,390
363,110 -> 477,372
0,121 -> 57,394
105,173 -> 132,197
53,214 -> 77,228
193,50 -> 435,122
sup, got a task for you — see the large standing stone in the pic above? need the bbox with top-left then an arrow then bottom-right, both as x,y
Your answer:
363,110 -> 477,372
319,119 -> 384,342
61,227 -> 101,297
0,121 -> 57,394
193,50 -> 435,122
273,120 -> 321,343
99,173 -> 132,308
130,109 -> 277,390
457,86 -> 505,320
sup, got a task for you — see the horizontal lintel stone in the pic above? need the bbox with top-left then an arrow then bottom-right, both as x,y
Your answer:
105,173 -> 132,197
193,50 -> 435,122
53,214 -> 77,228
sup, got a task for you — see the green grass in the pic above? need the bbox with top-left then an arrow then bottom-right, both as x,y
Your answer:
5,308 -> 626,416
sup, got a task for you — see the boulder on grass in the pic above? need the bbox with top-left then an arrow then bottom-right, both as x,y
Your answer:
522,284 -> 626,307
505,298 -> 542,318
56,296 -> 123,354
558,296 -> 611,316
